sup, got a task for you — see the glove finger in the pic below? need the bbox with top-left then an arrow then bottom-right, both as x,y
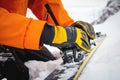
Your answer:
75,28 -> 90,52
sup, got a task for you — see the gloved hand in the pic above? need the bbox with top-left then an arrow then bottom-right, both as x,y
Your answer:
71,21 -> 96,39
41,23 -> 90,52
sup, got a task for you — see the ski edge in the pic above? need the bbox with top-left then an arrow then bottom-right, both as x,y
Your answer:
73,35 -> 107,80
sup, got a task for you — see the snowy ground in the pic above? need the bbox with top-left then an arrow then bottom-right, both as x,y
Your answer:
26,0 -> 120,80
79,10 -> 120,80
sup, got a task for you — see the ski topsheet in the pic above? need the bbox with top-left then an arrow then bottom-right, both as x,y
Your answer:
45,33 -> 107,80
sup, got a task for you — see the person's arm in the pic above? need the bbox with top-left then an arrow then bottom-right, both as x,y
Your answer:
0,7 -> 46,50
28,0 -> 74,26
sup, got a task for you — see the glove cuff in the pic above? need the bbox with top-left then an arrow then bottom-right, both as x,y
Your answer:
40,23 -> 54,45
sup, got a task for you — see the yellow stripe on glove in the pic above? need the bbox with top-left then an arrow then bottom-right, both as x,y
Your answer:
52,26 -> 67,44
75,28 -> 90,52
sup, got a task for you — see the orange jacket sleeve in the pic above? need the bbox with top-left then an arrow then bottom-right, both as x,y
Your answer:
29,0 -> 74,26
0,7 -> 46,50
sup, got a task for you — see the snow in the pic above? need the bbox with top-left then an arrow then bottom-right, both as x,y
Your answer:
25,58 -> 63,80
44,44 -> 62,59
62,0 -> 109,22
79,11 -> 120,80
1,0 -> 119,80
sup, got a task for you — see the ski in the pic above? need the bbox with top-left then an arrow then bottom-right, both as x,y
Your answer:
45,33 -> 107,80
72,33 -> 106,80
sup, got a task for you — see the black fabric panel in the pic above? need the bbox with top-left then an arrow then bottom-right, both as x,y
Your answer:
40,23 -> 54,45
64,27 -> 76,42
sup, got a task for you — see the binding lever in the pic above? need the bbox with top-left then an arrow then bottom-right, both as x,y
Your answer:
58,43 -> 86,64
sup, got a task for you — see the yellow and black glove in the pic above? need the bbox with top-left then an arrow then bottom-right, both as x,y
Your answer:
72,21 -> 96,39
41,23 -> 90,52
